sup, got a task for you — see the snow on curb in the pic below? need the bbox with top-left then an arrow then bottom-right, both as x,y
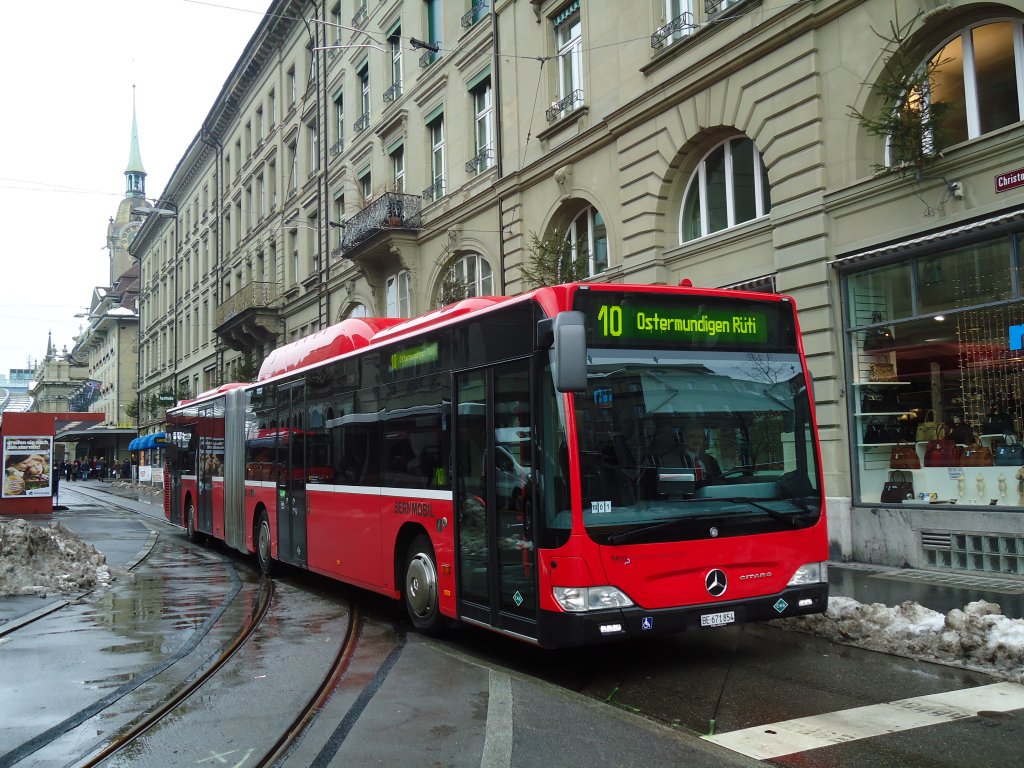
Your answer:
0,519 -> 111,597
776,596 -> 1024,683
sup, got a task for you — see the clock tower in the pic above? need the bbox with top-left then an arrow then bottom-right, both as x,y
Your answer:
108,88 -> 149,283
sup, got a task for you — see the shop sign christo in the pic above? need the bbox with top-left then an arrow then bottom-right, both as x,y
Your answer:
995,167 -> 1024,193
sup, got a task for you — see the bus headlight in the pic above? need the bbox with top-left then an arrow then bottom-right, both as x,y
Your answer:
553,586 -> 634,612
787,562 -> 828,586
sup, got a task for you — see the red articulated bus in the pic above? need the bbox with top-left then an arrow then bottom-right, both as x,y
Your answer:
164,282 -> 828,648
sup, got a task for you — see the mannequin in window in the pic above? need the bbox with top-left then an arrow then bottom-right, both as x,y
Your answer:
680,423 -> 722,484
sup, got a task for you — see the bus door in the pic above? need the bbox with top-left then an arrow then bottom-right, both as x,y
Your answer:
455,359 -> 537,638
276,380 -> 308,567
196,402 -> 222,534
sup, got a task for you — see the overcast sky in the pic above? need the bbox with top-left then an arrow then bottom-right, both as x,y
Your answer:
0,0 -> 271,379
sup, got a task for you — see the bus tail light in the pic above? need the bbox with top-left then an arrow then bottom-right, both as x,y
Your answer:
552,586 -> 634,612
787,562 -> 828,586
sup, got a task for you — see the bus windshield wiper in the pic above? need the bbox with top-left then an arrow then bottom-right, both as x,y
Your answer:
713,497 -> 812,527
606,511 -> 723,545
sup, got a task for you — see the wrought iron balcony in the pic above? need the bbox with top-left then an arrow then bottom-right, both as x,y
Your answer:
383,81 -> 402,104
461,0 -> 488,27
214,282 -> 283,352
651,12 -> 693,48
341,193 -> 423,253
330,138 -> 344,156
215,281 -> 282,327
419,45 -> 442,69
546,89 -> 584,122
352,3 -> 367,26
422,178 -> 445,202
354,112 -> 370,133
465,146 -> 494,174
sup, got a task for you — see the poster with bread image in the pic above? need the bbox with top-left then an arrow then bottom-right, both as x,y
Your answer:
3,436 -> 53,498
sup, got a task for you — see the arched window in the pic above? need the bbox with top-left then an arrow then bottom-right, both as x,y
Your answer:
345,303 -> 367,318
568,206 -> 608,276
680,136 -> 771,242
452,253 -> 493,297
891,19 -> 1024,163
386,271 -> 411,317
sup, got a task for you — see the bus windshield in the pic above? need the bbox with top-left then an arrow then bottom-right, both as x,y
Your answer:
573,348 -> 822,545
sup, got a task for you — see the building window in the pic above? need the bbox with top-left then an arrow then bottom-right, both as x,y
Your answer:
568,205 -> 608,277
288,66 -> 297,106
334,94 -> 345,151
843,231 -> 1024,518
268,89 -> 277,127
357,62 -> 370,129
892,19 -> 1024,163
680,135 -> 771,242
425,114 -> 445,201
470,79 -> 493,173
390,27 -> 402,96
287,141 -> 298,194
553,6 -> 583,117
386,270 -> 411,317
308,121 -> 320,175
449,252 -> 493,298
347,303 -> 368,318
391,146 -> 405,192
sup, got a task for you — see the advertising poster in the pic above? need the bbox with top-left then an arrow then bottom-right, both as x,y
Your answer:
3,436 -> 54,498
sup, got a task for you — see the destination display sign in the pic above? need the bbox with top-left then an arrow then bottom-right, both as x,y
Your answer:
574,291 -> 796,352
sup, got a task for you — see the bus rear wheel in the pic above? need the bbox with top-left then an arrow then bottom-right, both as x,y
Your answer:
403,534 -> 442,635
256,510 -> 273,577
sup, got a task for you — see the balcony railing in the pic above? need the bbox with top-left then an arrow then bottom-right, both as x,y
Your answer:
422,178 -> 445,202
461,0 -> 488,27
383,81 -> 402,104
341,193 -> 423,252
215,281 -> 282,327
354,112 -> 370,133
330,138 -> 344,156
546,89 -> 584,122
465,146 -> 494,174
651,12 -> 694,48
352,3 -> 367,26
419,45 -> 442,69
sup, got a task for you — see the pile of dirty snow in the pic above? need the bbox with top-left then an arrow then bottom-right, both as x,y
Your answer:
777,597 -> 1024,683
0,519 -> 110,597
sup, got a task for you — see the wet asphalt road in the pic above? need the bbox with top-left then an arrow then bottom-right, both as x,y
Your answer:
0,483 -> 1021,767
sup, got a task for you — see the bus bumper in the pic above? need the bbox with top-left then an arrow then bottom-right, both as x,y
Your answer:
537,583 -> 829,648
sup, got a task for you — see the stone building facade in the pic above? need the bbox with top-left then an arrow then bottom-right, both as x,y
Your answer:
132,0 -> 1024,573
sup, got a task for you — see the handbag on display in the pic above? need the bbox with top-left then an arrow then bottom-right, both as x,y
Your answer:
863,311 -> 896,352
889,442 -> 921,470
949,420 -> 974,445
915,413 -> 943,442
880,470 -> 915,503
868,362 -> 898,382
860,387 -> 900,413
994,436 -> 1024,466
924,437 -> 961,467
863,419 -> 891,444
981,406 -> 1015,436
961,444 -> 995,467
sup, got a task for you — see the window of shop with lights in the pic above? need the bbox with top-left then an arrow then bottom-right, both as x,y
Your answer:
843,227 -> 1024,509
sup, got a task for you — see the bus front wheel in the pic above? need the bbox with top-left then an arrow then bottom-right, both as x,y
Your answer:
256,510 -> 274,577
403,534 -> 442,635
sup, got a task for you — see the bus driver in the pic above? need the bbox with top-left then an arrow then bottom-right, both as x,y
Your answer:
680,423 -> 722,484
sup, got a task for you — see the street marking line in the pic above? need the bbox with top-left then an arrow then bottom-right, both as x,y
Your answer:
480,670 -> 513,768
705,682 -> 1024,760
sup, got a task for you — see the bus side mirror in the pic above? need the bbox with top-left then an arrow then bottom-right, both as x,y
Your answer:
548,311 -> 588,392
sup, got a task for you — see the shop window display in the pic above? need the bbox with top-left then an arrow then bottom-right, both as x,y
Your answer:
845,233 -> 1024,508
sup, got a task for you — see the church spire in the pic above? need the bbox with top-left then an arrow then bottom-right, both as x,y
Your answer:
125,86 -> 146,199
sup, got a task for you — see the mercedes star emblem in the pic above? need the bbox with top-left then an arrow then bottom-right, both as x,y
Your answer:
705,568 -> 728,597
